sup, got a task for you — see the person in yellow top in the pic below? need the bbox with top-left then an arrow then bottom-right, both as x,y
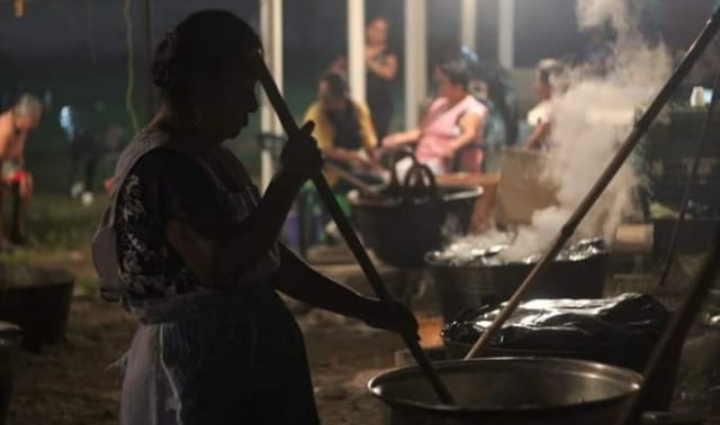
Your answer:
303,72 -> 380,191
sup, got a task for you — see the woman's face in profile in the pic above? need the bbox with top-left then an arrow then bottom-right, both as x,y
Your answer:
198,62 -> 259,139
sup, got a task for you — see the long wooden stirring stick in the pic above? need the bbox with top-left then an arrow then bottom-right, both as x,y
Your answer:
616,225 -> 720,425
249,51 -> 455,405
464,7 -> 720,361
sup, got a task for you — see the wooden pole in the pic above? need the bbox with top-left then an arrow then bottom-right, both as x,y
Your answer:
348,0 -> 366,104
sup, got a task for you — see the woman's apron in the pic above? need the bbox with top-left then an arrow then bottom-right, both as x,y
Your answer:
92,130 -> 320,425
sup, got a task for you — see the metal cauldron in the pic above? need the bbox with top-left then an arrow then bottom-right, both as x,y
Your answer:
426,250 -> 608,324
349,153 -> 483,268
368,357 -> 642,425
350,187 -> 482,268
0,265 -> 74,352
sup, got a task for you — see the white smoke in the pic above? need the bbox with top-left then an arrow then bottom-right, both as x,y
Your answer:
447,0 -> 672,263
576,0 -> 631,33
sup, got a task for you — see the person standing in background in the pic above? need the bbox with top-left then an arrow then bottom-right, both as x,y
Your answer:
331,16 -> 398,143
523,59 -> 565,152
0,94 -> 43,248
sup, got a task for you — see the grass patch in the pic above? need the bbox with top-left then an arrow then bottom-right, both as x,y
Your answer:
0,194 -> 107,298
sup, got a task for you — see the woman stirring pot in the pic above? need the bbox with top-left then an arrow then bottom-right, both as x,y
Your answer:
92,10 -> 417,425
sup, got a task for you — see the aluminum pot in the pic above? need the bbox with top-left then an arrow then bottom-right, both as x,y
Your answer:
349,187 -> 483,268
368,358 -> 642,425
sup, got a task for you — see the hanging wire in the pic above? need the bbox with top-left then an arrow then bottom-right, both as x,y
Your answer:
124,0 -> 140,133
657,71 -> 720,288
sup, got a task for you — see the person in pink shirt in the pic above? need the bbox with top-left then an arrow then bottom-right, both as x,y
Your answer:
0,94 -> 43,248
382,60 -> 489,176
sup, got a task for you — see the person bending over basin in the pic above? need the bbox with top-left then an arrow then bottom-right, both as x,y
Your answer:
0,94 -> 43,248
303,71 -> 383,193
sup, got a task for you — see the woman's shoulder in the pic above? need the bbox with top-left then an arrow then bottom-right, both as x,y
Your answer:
134,147 -> 198,171
127,145 -> 215,195
429,97 -> 448,110
464,96 -> 490,117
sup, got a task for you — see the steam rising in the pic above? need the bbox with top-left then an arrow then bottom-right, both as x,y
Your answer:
576,0 -> 631,33
446,0 -> 672,262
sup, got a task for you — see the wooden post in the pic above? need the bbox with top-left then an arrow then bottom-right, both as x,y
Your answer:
404,0 -> 428,129
498,0 -> 515,68
259,0 -> 284,192
348,0 -> 366,104
460,0 -> 478,52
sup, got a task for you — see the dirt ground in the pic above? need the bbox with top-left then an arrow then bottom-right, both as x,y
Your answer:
6,272 -> 720,425
3,203 -> 720,425
6,294 -> 405,425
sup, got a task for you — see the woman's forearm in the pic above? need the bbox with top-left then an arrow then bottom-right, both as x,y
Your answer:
524,122 -> 550,151
322,147 -> 354,163
216,172 -> 302,281
384,128 -> 420,147
271,244 -> 372,319
367,60 -> 394,80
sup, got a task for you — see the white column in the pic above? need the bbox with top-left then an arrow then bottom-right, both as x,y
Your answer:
498,0 -> 515,69
460,0 -> 478,52
404,0 -> 428,129
348,0 -> 366,104
259,0 -> 284,191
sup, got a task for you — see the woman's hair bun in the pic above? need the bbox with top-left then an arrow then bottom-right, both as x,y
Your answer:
152,31 -> 178,89
151,10 -> 262,99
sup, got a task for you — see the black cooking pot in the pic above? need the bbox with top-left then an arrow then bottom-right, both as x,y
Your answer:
349,153 -> 482,268
0,265 -> 74,352
439,294 -> 681,413
351,188 -> 482,268
369,358 -> 643,425
0,322 -> 21,425
426,252 -> 608,324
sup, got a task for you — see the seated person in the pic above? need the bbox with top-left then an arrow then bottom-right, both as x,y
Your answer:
523,58 -> 564,152
0,94 -> 43,247
303,72 -> 381,193
382,59 -> 489,176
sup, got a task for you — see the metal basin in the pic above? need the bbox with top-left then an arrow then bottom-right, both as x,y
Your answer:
0,265 -> 74,352
349,187 -> 483,268
369,358 -> 642,425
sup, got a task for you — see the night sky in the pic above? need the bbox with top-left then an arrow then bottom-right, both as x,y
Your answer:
0,0 -> 714,69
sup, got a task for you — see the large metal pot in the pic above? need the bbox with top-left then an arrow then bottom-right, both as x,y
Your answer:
426,252 -> 608,324
0,322 -> 21,425
368,358 -> 642,425
0,266 -> 74,352
349,187 -> 483,268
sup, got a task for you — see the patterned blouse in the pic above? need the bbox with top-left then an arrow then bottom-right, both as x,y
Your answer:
114,148 -> 222,301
